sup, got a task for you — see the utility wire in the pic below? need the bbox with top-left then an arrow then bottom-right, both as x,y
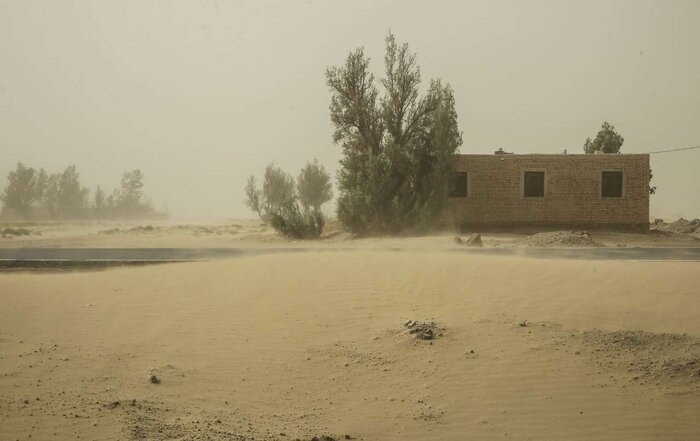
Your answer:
645,145 -> 700,155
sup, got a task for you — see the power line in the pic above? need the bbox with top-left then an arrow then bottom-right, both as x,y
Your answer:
645,145 -> 700,155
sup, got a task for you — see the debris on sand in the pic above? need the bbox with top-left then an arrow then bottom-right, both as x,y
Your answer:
521,231 -> 601,247
577,330 -> 700,385
454,233 -> 483,247
403,320 -> 443,340
311,436 -> 337,441
653,218 -> 700,235
105,401 -> 120,410
149,374 -> 161,384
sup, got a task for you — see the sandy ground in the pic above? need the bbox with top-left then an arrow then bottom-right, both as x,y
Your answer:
1,249 -> 699,440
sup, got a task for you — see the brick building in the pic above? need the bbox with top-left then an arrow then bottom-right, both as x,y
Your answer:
446,153 -> 650,232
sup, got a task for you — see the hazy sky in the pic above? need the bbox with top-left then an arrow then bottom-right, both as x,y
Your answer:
1,0 -> 698,219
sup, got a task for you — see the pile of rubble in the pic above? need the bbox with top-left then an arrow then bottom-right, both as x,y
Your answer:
521,231 -> 601,248
653,218 -> 700,235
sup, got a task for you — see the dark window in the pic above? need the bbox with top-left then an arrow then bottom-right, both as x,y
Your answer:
523,171 -> 545,197
601,171 -> 623,197
449,172 -> 468,198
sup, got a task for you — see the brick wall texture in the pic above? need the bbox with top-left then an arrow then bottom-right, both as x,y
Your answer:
446,154 -> 650,231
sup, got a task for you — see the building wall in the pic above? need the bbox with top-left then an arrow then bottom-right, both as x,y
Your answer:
447,154 -> 650,231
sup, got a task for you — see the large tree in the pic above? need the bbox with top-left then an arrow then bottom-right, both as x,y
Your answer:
297,158 -> 333,211
583,121 -> 624,154
326,33 -> 462,234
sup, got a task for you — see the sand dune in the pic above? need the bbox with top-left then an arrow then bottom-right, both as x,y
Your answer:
1,250 -> 699,440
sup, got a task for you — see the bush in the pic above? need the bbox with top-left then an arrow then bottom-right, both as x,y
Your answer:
1,227 -> 31,237
269,202 -> 325,239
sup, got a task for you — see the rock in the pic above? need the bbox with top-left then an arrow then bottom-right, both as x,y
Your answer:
403,320 -> 441,340
455,234 -> 482,247
105,401 -> 120,410
462,233 -> 483,247
149,375 -> 161,384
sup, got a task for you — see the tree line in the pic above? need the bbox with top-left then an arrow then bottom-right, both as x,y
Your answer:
0,163 -> 158,220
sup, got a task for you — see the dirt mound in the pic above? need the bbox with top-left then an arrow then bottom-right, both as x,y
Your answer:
521,231 -> 601,247
578,330 -> 700,386
654,218 -> 700,235
403,320 -> 443,340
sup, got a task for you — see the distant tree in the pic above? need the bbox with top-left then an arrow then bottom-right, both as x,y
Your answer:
38,166 -> 89,219
244,175 -> 264,220
34,168 -> 50,204
40,172 -> 61,218
1,163 -> 41,218
326,32 -> 462,234
116,169 -> 144,211
56,165 -> 89,218
93,186 -> 107,218
297,159 -> 333,211
112,169 -> 153,217
106,192 -> 117,216
583,121 -> 624,154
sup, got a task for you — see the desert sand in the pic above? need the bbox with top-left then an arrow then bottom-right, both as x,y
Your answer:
1,243 -> 699,440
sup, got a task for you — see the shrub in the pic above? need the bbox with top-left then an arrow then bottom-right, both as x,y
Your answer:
269,202 -> 325,239
1,227 -> 31,237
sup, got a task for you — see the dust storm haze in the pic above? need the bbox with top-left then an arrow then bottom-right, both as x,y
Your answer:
3,3 -> 700,440
1,0 -> 698,220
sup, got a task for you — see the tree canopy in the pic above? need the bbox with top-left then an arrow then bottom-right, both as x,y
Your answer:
326,32 -> 462,234
583,121 -> 624,154
297,159 -> 333,211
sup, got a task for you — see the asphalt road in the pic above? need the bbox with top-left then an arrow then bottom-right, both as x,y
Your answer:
0,247 -> 699,270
